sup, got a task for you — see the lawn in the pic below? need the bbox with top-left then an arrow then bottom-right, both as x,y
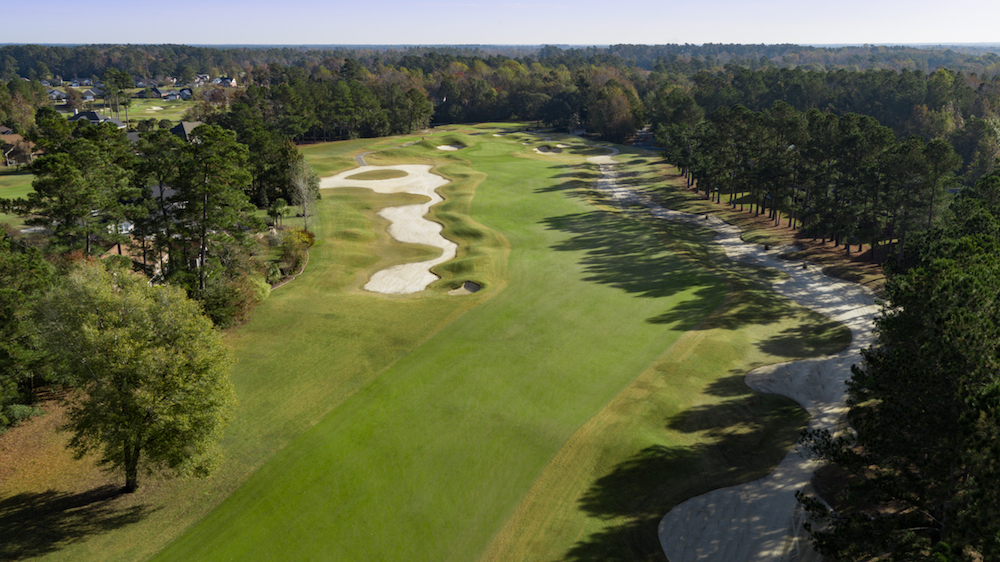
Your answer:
1,125 -> 849,561
0,169 -> 33,230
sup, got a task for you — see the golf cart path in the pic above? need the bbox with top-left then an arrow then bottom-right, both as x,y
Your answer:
320,164 -> 456,294
588,148 -> 878,561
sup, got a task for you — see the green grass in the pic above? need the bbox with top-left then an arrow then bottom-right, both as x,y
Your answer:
345,169 -> 409,181
8,125 -> 850,561
152,129 -> 847,561
0,169 -> 33,230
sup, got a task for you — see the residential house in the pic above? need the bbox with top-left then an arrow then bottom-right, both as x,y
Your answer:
47,89 -> 67,101
179,88 -> 193,100
169,121 -> 204,142
68,110 -> 126,129
2,134 -> 38,168
211,77 -> 237,87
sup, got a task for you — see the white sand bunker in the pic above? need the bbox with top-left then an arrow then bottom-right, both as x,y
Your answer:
146,106 -> 164,111
534,146 -> 562,154
492,133 -> 505,137
320,165 -> 456,294
556,144 -> 571,148
437,144 -> 464,151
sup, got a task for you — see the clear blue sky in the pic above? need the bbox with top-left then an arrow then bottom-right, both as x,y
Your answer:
7,0 -> 1000,46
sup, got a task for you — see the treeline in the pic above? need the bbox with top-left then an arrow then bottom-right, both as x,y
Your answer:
799,170 -> 1000,559
6,43 -> 1000,84
195,62 -> 434,149
657,102 -> 961,263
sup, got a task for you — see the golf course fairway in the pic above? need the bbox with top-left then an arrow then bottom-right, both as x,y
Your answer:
149,126 -> 848,561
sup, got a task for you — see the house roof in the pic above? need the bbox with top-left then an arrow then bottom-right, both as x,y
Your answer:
0,126 -> 13,135
169,121 -> 204,142
68,111 -> 127,129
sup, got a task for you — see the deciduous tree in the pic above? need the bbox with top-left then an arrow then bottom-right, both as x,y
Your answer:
35,260 -> 235,492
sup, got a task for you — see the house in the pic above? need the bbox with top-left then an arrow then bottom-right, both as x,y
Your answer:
82,78 -> 93,86
179,88 -> 193,100
136,87 -> 163,99
164,91 -> 180,101
48,89 -> 67,101
40,80 -> 50,87
210,77 -> 237,87
169,121 -> 204,142
0,126 -> 13,136
2,134 -> 38,168
195,74 -> 210,85
70,80 -> 80,88
68,110 -> 126,129
82,89 -> 103,102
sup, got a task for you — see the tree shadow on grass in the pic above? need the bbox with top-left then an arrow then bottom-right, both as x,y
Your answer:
565,381 -> 807,561
0,485 -> 157,559
541,210 -> 721,329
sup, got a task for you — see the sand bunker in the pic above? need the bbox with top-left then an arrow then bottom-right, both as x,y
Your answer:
437,145 -> 464,151
447,280 -> 481,296
533,146 -> 562,154
146,106 -> 164,111
556,144 -> 571,148
320,165 -> 456,294
587,147 -> 878,561
493,133 -> 505,137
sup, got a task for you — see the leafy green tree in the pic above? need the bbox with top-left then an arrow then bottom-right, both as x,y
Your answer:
34,260 -> 235,492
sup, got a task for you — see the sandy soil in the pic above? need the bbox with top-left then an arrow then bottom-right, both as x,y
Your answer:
533,146 -> 562,154
437,145 -> 463,151
146,106 -> 164,111
588,148 -> 878,561
320,165 -> 456,294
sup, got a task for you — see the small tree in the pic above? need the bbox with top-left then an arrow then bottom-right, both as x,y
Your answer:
267,198 -> 288,228
35,260 -> 235,492
290,159 -> 319,230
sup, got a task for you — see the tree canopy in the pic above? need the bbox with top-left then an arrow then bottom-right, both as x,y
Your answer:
34,260 -> 236,492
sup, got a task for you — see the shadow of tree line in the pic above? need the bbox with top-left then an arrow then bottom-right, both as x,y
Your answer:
563,375 -> 808,561
0,485 -> 156,560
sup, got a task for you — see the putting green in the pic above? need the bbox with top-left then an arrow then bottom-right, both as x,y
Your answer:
148,126 -> 846,561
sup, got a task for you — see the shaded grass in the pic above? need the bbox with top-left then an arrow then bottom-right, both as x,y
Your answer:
613,152 -> 886,292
